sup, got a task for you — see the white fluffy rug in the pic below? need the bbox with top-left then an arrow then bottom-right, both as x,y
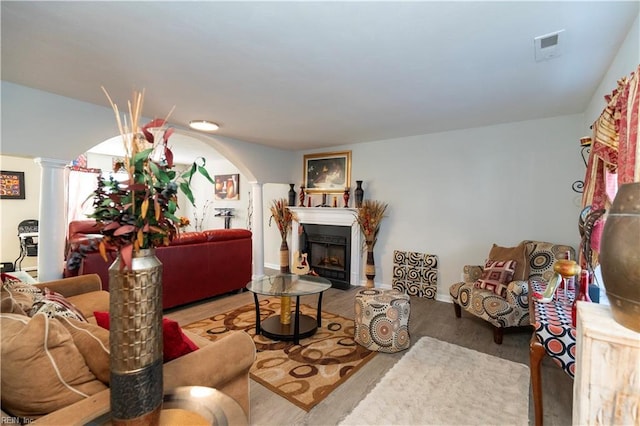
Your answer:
340,336 -> 529,425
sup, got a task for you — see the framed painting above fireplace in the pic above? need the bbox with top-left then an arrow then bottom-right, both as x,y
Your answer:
303,151 -> 351,193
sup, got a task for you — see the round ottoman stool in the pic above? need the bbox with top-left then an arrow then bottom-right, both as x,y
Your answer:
354,288 -> 410,353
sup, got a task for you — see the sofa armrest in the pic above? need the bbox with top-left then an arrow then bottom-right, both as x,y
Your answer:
463,265 -> 483,282
31,389 -> 110,425
34,274 -> 102,297
163,331 -> 256,416
32,332 -> 256,424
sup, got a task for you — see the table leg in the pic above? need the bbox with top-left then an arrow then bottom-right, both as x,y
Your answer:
253,293 -> 261,335
530,332 -> 546,426
316,291 -> 324,328
294,296 -> 301,345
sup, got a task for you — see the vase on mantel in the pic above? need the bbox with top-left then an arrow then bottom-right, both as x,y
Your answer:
365,241 -> 375,288
109,249 -> 163,426
343,188 -> 350,208
299,186 -> 305,207
355,181 -> 364,208
288,184 -> 296,207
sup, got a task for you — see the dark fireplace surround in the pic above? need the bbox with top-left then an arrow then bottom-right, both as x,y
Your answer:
299,224 -> 351,290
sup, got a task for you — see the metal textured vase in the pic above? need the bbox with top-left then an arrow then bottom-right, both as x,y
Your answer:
109,248 -> 163,425
600,182 -> 640,333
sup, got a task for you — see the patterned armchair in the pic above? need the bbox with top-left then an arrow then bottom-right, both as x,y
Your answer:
449,241 -> 575,344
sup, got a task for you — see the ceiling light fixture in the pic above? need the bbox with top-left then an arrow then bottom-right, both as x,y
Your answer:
189,120 -> 219,132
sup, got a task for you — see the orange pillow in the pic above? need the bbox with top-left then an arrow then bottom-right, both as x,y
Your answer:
93,312 -> 198,362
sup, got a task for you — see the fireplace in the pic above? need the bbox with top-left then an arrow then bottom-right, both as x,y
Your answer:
301,224 -> 351,290
289,207 -> 363,288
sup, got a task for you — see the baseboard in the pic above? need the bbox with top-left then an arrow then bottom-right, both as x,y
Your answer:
260,268 -> 452,303
264,262 -> 280,271
436,293 -> 453,303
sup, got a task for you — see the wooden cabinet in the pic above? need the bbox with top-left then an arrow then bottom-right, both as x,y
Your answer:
573,302 -> 640,425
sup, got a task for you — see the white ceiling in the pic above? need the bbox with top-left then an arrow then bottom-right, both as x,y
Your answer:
2,1 -> 638,151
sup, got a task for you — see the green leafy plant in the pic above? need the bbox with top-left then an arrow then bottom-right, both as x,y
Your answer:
89,89 -> 213,268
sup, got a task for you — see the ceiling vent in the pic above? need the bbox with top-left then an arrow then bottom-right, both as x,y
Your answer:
534,29 -> 565,62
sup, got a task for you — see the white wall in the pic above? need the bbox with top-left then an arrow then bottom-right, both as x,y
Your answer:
584,13 -> 640,127
287,114 -> 586,299
1,82 -> 296,185
3,8 -> 637,291
199,158 -> 249,231
0,155 -> 41,271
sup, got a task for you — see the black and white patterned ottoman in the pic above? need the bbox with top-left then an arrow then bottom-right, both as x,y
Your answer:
354,288 -> 411,353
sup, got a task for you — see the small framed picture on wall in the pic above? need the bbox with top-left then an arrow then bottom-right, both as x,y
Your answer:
0,171 -> 25,200
303,151 -> 351,193
214,174 -> 240,200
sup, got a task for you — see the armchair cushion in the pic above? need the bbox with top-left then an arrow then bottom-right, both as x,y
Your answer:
489,242 -> 529,281
474,259 -> 516,297
450,281 -> 529,328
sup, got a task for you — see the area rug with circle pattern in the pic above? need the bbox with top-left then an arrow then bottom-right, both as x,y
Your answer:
182,297 -> 377,411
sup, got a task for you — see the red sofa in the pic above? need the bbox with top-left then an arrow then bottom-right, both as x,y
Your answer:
65,220 -> 252,309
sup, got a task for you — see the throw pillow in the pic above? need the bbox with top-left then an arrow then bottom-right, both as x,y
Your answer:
0,313 -> 107,417
2,278 -> 41,306
59,317 -> 110,384
488,242 -> 529,281
474,259 -> 517,297
31,287 -> 87,322
94,312 -> 199,362
1,288 -> 31,315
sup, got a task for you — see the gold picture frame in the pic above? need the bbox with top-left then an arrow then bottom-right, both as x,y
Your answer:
303,151 -> 351,193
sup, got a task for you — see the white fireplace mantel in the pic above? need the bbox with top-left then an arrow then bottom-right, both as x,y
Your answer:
289,207 -> 363,286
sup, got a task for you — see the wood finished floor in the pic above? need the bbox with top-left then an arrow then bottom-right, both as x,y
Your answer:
165,285 -> 573,426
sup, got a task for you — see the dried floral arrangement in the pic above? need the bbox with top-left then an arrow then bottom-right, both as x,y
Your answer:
89,88 -> 213,268
355,199 -> 388,248
269,198 -> 297,241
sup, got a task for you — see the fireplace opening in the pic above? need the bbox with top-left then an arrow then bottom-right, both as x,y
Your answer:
300,224 -> 351,290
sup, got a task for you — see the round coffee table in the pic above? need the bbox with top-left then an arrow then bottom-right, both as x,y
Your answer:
246,274 -> 332,344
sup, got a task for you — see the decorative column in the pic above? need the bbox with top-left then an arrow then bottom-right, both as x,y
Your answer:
250,181 -> 265,279
34,158 -> 68,281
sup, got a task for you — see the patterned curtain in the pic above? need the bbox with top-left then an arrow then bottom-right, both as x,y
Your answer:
580,65 -> 640,267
